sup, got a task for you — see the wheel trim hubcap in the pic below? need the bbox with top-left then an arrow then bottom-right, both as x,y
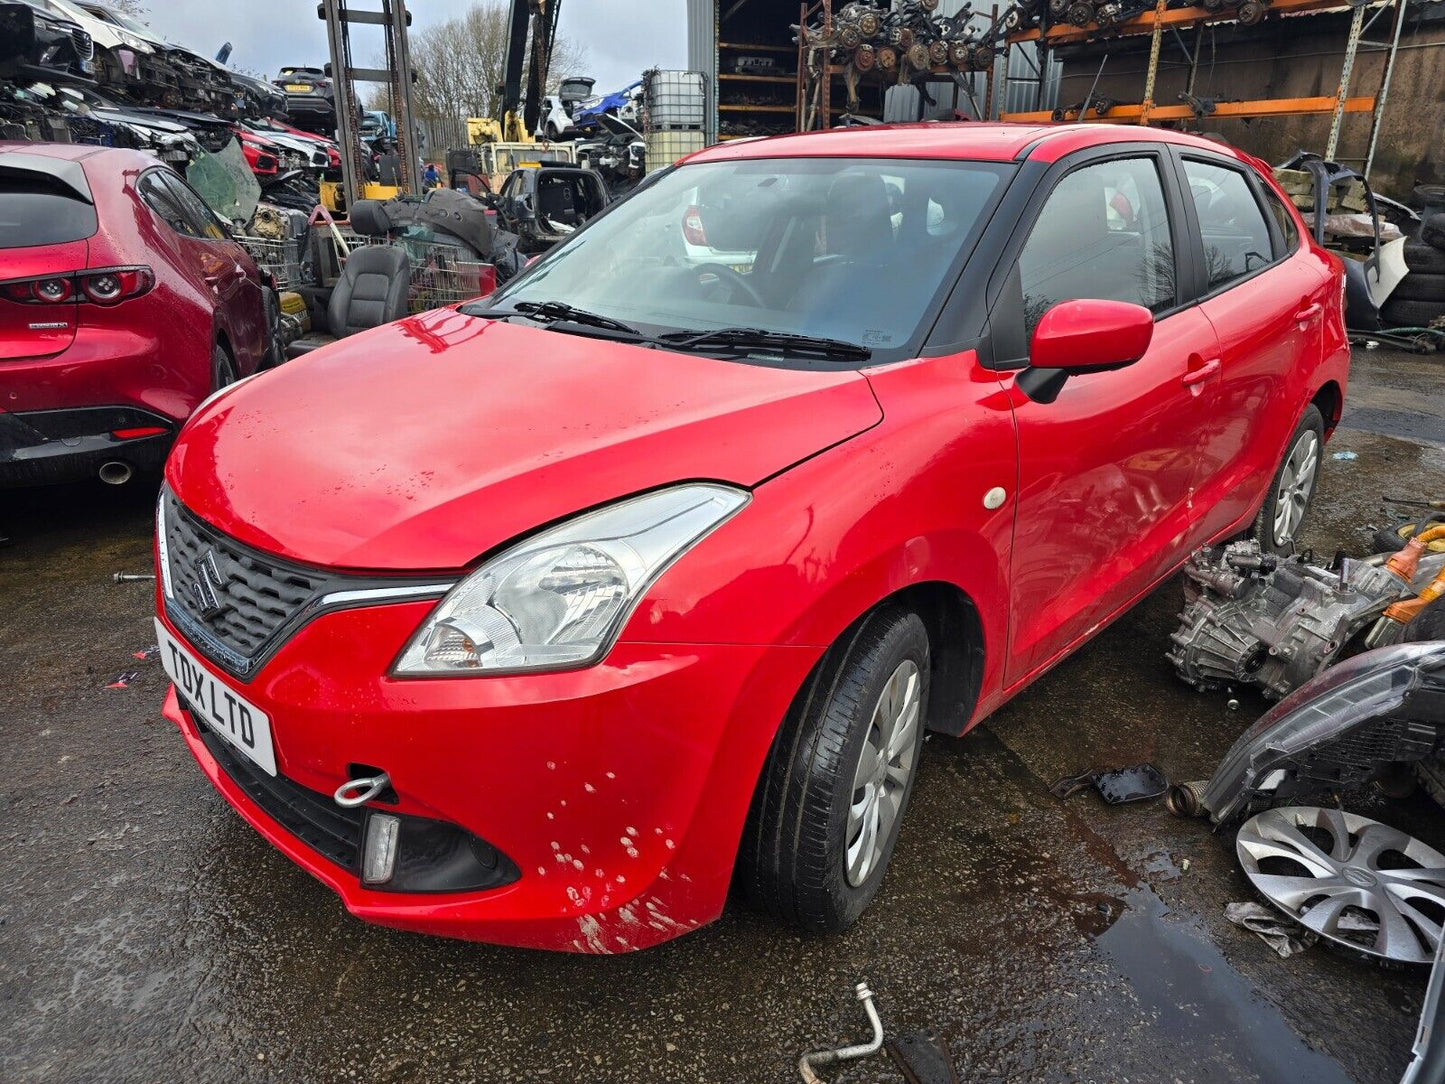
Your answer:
1237,806 -> 1445,964
845,660 -> 920,887
1273,430 -> 1320,546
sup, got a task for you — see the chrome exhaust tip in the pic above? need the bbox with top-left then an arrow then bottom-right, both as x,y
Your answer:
98,460 -> 133,486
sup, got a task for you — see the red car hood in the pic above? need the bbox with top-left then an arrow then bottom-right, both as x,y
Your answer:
167,310 -> 882,570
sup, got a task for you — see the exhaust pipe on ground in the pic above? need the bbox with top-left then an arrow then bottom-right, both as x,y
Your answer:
98,461 -> 133,486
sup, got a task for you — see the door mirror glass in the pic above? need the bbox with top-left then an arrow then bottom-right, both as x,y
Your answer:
1030,298 -> 1154,373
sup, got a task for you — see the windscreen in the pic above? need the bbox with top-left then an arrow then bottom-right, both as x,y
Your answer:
0,176 -> 98,249
490,156 -> 1010,358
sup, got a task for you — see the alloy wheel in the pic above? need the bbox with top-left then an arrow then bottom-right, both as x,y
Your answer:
1272,429 -> 1320,546
845,659 -> 921,887
1237,806 -> 1445,964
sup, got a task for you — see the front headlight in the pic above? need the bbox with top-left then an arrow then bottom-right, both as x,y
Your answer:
392,484 -> 749,676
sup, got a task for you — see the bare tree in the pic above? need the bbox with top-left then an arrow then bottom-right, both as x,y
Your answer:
389,1 -> 587,126
110,0 -> 148,14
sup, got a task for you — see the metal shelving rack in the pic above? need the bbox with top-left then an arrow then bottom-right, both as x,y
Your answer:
997,0 -> 1411,176
793,0 -> 998,133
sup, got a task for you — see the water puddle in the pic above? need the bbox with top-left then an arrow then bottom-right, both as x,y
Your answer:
1092,886 -> 1352,1084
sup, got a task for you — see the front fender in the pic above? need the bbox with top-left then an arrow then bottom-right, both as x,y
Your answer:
622,350 -> 1018,727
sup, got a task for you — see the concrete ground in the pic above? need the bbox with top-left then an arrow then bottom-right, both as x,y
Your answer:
2,345 -> 1443,1084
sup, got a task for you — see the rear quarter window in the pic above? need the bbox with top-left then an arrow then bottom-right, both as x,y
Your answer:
0,176 -> 99,249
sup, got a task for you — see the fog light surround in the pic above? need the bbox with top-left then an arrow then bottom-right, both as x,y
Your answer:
362,813 -> 400,885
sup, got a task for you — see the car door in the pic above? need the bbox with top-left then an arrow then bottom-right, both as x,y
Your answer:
990,149 -> 1223,683
1174,152 -> 1331,544
145,170 -> 266,370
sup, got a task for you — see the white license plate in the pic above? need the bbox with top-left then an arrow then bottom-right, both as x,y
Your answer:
156,617 -> 277,776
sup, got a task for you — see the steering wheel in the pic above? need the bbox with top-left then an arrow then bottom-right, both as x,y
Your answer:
693,262 -> 766,307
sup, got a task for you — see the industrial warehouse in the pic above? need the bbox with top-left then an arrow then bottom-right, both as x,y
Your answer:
5,0 -> 1445,1081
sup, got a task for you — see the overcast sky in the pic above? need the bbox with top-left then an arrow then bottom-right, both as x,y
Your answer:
139,0 -> 687,96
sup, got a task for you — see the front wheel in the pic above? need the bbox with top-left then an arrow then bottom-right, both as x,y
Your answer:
737,606 -> 929,933
211,342 -> 237,393
1253,403 -> 1324,554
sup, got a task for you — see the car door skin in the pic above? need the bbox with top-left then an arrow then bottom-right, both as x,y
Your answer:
990,148 -> 1223,685
156,171 -> 266,371
1173,151 -> 1331,542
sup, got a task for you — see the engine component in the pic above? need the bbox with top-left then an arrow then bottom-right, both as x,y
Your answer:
1237,805 -> 1445,964
1167,539 -> 1415,700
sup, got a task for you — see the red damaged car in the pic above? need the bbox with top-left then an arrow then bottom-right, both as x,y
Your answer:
1,144 -> 269,486
155,124 -> 1347,952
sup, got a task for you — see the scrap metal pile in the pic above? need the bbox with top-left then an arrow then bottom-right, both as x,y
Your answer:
0,0 -> 334,216
1002,0 -> 1272,32
796,0 -> 1003,116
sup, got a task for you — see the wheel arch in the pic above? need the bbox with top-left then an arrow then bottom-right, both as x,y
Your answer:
878,581 -> 986,737
1311,379 -> 1343,438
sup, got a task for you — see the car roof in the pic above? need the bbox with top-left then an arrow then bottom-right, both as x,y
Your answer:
685,121 -> 1260,168
0,141 -> 164,185
0,141 -> 115,164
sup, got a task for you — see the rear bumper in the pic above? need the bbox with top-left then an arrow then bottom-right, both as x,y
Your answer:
0,406 -> 173,487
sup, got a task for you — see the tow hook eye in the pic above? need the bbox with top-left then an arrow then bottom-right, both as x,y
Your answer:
334,771 -> 391,808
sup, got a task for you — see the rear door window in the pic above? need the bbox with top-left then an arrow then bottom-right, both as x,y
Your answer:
1263,186 -> 1301,257
158,171 -> 229,240
138,170 -> 202,238
1182,159 -> 1275,288
0,175 -> 98,249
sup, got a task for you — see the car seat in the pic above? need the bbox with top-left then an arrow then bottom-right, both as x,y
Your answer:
287,245 -> 411,356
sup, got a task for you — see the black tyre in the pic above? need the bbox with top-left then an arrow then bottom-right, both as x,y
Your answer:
738,606 -> 930,933
1421,212 -> 1445,251
1404,597 -> 1445,644
1391,272 -> 1445,303
212,341 -> 237,391
1252,404 -> 1324,554
1381,296 -> 1445,328
1371,516 -> 1445,554
261,287 -> 284,369
1403,241 -> 1445,274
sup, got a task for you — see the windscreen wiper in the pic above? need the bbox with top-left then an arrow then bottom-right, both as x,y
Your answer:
658,327 -> 873,362
470,299 -> 648,338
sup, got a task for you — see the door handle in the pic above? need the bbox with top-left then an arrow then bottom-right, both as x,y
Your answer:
1181,358 -> 1221,387
1294,302 -> 1322,323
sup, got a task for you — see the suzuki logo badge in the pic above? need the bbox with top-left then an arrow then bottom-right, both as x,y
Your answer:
190,550 -> 226,619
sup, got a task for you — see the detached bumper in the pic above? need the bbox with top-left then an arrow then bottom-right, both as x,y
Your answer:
159,600 -> 821,952
0,407 -> 173,487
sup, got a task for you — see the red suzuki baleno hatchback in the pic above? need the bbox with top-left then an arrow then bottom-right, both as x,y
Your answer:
156,124 -> 1347,953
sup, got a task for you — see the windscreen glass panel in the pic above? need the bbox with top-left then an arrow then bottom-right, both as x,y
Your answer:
490,157 -> 1012,358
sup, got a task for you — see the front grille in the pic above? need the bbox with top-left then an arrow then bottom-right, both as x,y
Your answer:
162,489 -> 342,675
71,28 -> 93,61
193,707 -> 364,872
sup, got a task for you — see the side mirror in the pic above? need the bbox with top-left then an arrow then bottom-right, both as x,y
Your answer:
1018,298 -> 1154,403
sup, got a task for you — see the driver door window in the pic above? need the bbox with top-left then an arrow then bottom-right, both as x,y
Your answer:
1018,157 -> 1176,336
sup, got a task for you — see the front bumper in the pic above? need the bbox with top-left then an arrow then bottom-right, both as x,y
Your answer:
0,406 -> 172,487
159,600 -> 821,952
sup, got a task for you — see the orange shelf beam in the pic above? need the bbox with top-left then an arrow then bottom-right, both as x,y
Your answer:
1007,0 -> 1374,45
1000,94 -> 1375,122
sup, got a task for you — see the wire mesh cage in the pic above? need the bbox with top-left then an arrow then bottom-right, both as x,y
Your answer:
314,228 -> 496,313
645,129 -> 707,174
396,238 -> 496,312
234,234 -> 309,290
642,69 -> 708,130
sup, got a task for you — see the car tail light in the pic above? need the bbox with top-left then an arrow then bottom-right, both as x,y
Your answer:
683,205 -> 707,247
111,426 -> 168,440
0,266 -> 153,306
